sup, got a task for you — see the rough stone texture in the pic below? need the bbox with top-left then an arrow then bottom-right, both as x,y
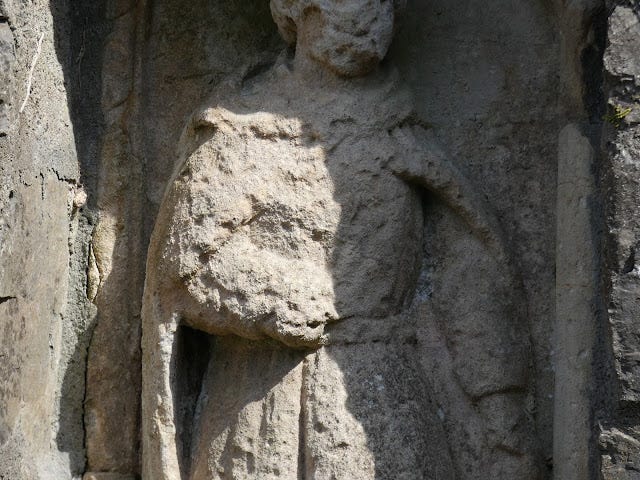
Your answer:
139,2 -> 554,479
554,124 -> 598,480
599,2 -> 640,479
83,474 -> 137,480
0,20 -> 14,135
0,0 -> 100,478
392,2 -> 562,470
82,1 -> 284,476
270,0 -> 403,77
2,0 -> 638,478
142,52 -> 537,477
83,0 -> 144,474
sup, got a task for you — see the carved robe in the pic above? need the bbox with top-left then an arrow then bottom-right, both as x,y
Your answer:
142,60 -> 538,479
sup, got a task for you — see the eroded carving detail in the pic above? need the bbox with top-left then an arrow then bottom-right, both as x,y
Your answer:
142,1 -> 540,478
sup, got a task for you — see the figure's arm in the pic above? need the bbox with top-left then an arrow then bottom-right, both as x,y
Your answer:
387,123 -> 526,384
387,125 -> 509,266
389,125 -> 538,471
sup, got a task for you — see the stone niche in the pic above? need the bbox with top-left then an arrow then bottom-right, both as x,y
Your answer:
1,0 -> 639,479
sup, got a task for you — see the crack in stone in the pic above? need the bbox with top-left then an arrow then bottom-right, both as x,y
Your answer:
0,295 -> 16,304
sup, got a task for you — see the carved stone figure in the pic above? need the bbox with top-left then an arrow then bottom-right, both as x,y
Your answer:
142,1 -> 540,478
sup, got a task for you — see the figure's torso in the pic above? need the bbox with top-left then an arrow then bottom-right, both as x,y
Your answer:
154,65 -> 423,346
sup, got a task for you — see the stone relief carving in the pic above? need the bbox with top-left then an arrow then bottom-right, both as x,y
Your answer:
142,1 -> 540,478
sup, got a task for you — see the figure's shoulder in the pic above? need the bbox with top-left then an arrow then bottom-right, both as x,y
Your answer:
183,63 -> 306,142
190,105 -> 304,141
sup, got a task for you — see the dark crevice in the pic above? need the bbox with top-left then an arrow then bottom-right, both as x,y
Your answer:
621,247 -> 636,274
172,325 -> 212,479
241,59 -> 277,88
0,295 -> 16,304
581,3 -> 608,126
297,357 -> 309,480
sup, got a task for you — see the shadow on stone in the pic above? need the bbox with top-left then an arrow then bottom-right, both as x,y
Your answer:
49,0 -> 107,475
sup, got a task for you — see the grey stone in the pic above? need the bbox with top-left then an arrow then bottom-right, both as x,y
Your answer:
83,473 -> 137,480
0,21 -> 14,135
553,124 -> 597,480
0,0 -> 100,477
0,0 -> 11,20
605,7 -> 640,81
599,3 -> 640,478
2,0 -> 638,478
141,2 -> 538,478
270,0 -> 404,77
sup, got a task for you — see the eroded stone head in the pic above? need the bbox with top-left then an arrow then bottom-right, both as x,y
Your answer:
270,0 -> 405,76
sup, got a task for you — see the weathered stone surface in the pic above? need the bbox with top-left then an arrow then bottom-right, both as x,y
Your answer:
601,428 -> 640,480
142,2 -> 538,478
0,0 -> 99,477
188,337 -> 305,479
392,1 -> 561,469
554,124 -> 598,480
2,0 -> 637,478
83,1 -> 284,474
599,3 -> 640,478
0,21 -> 14,135
83,473 -> 137,480
83,3 -> 143,474
605,6 -> 640,80
270,0 -> 403,77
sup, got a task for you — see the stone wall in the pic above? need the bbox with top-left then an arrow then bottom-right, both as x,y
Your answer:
0,0 -> 102,478
0,0 -> 639,479
599,1 -> 640,478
